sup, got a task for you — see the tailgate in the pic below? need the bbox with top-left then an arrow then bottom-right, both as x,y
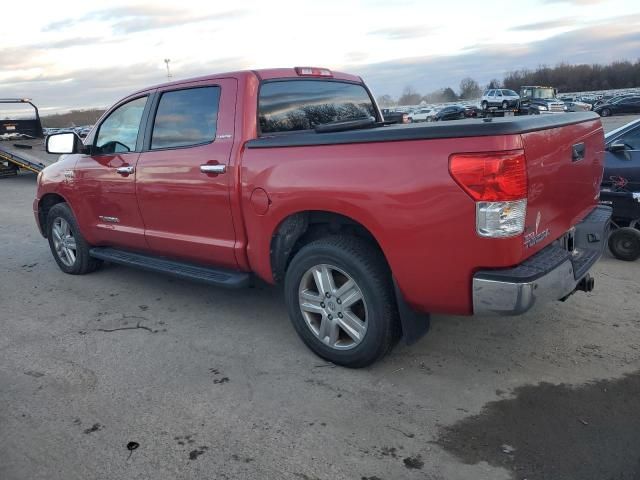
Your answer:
521,117 -> 604,256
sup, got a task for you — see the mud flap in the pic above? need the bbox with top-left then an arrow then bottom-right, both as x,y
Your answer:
393,280 -> 430,345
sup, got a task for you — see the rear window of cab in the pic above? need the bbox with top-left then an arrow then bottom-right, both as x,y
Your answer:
258,80 -> 376,134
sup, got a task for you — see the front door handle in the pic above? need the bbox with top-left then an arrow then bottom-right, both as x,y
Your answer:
116,166 -> 135,175
200,164 -> 226,174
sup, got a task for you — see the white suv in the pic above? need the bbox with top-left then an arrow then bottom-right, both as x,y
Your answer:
408,108 -> 436,122
481,89 -> 520,110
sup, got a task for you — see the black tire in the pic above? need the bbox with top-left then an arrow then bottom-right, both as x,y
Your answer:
481,101 -> 488,110
608,227 -> 640,261
600,108 -> 611,117
46,203 -> 102,274
501,101 -> 509,110
284,235 -> 400,368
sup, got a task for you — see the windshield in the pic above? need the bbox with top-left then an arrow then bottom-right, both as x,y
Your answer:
609,96 -> 628,104
522,87 -> 555,99
532,88 -> 555,99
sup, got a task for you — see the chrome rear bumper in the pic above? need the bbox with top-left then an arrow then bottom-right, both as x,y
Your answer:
472,205 -> 612,315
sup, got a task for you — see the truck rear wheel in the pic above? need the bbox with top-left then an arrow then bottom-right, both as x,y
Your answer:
608,227 -> 640,261
284,235 -> 400,368
46,203 -> 102,274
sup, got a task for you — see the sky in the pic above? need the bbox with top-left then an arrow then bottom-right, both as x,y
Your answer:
2,0 -> 640,114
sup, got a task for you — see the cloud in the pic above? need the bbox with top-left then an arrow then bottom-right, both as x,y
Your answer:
368,25 -> 435,40
43,7 -> 246,34
345,51 -> 369,63
10,10 -> 640,113
352,18 -> 640,96
0,46 -> 47,71
1,57 -> 250,112
33,37 -> 110,49
511,18 -> 576,31
543,0 -> 605,4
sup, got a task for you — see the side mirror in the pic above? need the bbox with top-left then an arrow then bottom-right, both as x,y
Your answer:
46,132 -> 83,154
607,143 -> 627,153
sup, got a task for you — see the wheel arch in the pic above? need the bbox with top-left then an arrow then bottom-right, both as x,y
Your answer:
37,193 -> 69,238
269,210 -> 386,284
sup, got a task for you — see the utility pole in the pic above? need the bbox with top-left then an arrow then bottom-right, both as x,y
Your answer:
164,58 -> 172,81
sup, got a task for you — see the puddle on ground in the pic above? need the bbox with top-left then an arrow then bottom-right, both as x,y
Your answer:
436,371 -> 640,479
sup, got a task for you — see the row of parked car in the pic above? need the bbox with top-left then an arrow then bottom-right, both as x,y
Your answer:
384,89 -> 640,124
43,125 -> 92,138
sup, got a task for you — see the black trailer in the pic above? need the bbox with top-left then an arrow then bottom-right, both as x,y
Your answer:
600,189 -> 640,261
478,106 -> 519,118
0,99 -> 58,177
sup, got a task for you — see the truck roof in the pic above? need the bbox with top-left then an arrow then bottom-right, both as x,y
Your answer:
130,68 -> 363,97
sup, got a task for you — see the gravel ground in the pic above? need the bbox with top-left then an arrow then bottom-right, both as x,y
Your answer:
1,115 -> 639,480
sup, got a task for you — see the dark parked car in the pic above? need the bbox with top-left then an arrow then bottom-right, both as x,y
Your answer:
433,105 -> 466,121
381,108 -> 409,125
602,118 -> 640,191
594,96 -> 640,116
464,105 -> 481,117
601,118 -> 640,261
593,93 -> 635,108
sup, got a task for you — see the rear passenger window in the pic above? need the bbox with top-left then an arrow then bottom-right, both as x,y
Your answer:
258,80 -> 376,134
151,87 -> 220,149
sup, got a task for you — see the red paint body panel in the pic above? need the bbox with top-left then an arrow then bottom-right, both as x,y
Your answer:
520,119 -> 604,255
34,69 -> 605,317
135,78 -> 238,269
73,151 -> 148,250
241,135 -> 528,315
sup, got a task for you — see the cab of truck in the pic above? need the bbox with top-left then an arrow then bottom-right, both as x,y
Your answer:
519,86 -> 566,114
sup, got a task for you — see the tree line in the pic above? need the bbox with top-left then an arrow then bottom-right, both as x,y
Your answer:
41,109 -> 106,128
378,59 -> 640,107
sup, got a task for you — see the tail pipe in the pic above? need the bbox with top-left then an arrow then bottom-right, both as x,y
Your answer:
576,274 -> 595,293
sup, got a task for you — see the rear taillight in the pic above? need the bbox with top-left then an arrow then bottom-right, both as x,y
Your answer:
449,150 -> 528,238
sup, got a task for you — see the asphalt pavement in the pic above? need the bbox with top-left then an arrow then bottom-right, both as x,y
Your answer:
1,114 -> 639,480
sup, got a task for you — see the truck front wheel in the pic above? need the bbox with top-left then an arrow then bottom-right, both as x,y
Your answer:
46,203 -> 102,274
284,235 -> 400,368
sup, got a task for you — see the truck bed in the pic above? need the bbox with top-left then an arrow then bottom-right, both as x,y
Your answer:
0,138 -> 59,174
247,112 -> 599,148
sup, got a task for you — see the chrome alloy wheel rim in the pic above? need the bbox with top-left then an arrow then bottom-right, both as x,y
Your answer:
298,264 -> 368,350
52,217 -> 77,267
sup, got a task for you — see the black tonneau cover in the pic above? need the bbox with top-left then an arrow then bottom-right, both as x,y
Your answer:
247,111 -> 600,149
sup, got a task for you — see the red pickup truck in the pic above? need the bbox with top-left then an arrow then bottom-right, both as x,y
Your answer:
36,67 -> 611,367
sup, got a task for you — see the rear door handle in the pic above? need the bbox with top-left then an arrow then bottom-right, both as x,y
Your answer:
116,166 -> 135,175
572,142 -> 585,162
200,164 -> 226,174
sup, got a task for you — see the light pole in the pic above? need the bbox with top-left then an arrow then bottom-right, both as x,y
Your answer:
164,58 -> 172,81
